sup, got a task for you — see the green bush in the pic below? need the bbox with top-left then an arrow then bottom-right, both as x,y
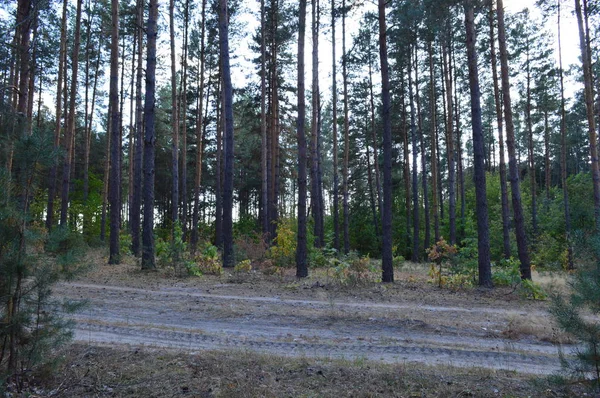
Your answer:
551,235 -> 600,385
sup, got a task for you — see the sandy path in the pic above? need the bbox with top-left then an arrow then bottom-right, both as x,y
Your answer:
57,281 -> 572,375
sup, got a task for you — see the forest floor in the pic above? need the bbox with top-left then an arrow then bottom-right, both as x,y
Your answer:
40,250 -> 591,397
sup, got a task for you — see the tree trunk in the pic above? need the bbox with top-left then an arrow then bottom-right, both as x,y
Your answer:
108,0 -> 120,264
311,0 -> 323,248
170,0 -> 179,226
428,41 -> 440,243
558,1 -> 573,269
442,40 -> 456,245
46,0 -> 68,232
415,48 -> 430,252
296,0 -> 308,278
131,0 -> 144,257
408,49 -> 419,262
59,0 -> 83,227
331,0 -> 339,253
574,0 -> 600,231
497,0 -> 532,280
142,0 -> 158,270
218,0 -> 235,268
465,0 -> 492,287
488,4 -> 511,259
260,0 -> 269,240
342,0 -> 350,254
378,0 -> 393,283
180,0 -> 190,236
15,0 -> 32,119
191,0 -> 207,254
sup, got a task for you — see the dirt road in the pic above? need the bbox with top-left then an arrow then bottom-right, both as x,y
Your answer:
56,280 -> 572,376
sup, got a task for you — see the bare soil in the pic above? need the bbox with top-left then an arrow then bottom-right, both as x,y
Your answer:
38,252 -> 587,396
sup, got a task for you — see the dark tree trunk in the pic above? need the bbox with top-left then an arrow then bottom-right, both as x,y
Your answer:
442,40 -> 456,245
342,0 -> 350,254
488,4 -> 511,259
408,49 -> 419,263
218,0 -> 235,268
46,0 -> 68,232
428,41 -> 440,243
574,0 -> 600,231
60,0 -> 83,227
464,0 -> 492,287
558,1 -> 573,269
15,0 -> 32,118
497,0 -> 532,280
191,0 -> 207,254
415,48 -> 430,252
108,0 -> 120,264
378,0 -> 393,283
170,0 -> 179,226
131,0 -> 144,257
331,0 -> 339,254
142,0 -> 158,270
260,0 -> 269,240
215,79 -> 223,248
311,0 -> 323,248
296,0 -> 308,278
180,0 -> 190,237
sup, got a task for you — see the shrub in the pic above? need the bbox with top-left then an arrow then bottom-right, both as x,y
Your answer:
234,259 -> 252,273
268,219 -> 296,268
551,235 -> 600,385
190,243 -> 222,276
426,238 -> 457,288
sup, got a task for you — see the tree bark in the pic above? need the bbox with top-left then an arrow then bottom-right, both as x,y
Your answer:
574,0 -> 600,231
46,0 -> 68,232
260,0 -> 269,240
378,0 -> 393,283
488,4 -> 511,259
108,0 -> 121,264
408,49 -> 419,262
218,0 -> 235,268
428,41 -> 440,243
142,0 -> 158,270
442,39 -> 456,245
497,0 -> 532,280
191,0 -> 207,254
170,0 -> 179,226
60,0 -> 83,227
465,0 -> 492,287
311,0 -> 323,248
331,0 -> 339,253
558,1 -> 573,269
342,0 -> 350,254
296,0 -> 308,278
132,0 -> 144,257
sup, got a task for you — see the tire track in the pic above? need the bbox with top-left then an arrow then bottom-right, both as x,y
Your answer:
59,282 -> 570,375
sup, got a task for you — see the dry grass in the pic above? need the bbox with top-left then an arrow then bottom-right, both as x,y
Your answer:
28,344 -> 585,397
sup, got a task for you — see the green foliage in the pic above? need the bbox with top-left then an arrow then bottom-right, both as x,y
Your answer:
492,258 -> 546,300
268,218 -> 296,268
550,235 -> 600,384
190,243 -> 222,276
0,130 -> 83,392
328,252 -> 378,286
234,259 -> 252,273
119,232 -> 132,256
426,239 -> 457,288
155,222 -> 188,275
